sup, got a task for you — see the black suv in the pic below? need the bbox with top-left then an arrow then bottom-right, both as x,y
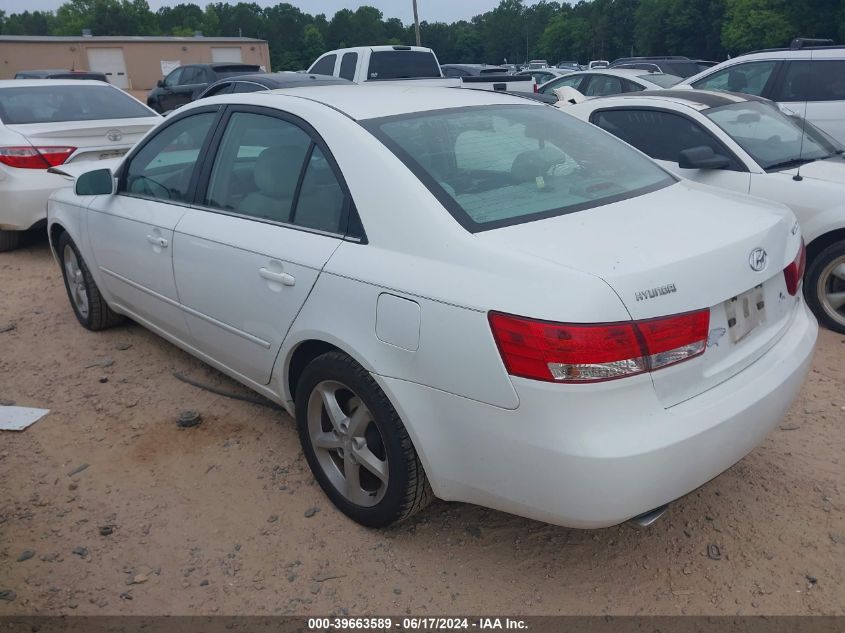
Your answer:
147,63 -> 261,113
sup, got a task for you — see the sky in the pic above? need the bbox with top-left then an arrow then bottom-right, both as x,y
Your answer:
1,0 -> 545,23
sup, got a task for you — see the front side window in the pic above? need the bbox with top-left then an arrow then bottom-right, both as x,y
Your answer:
584,75 -> 624,97
692,61 -> 778,96
0,84 -> 154,125
705,100 -> 840,170
365,105 -> 674,231
180,67 -> 201,85
310,54 -> 337,76
541,74 -> 583,93
164,68 -> 183,87
591,108 -> 739,169
203,111 -> 347,233
339,53 -> 359,81
122,112 -> 215,202
775,60 -> 845,102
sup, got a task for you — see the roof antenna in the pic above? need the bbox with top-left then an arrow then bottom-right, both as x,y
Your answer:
793,99 -> 808,182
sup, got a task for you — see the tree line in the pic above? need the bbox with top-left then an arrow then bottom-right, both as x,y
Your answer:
1,0 -> 842,72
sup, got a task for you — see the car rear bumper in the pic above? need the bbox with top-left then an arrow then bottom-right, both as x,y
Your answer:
378,300 -> 817,528
0,167 -> 72,231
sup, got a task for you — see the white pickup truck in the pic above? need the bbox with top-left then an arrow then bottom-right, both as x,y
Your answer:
307,45 -> 537,95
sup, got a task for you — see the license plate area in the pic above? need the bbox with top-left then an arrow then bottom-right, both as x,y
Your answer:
725,285 -> 765,343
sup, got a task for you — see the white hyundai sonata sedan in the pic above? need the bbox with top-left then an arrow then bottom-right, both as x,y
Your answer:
0,79 -> 160,251
47,86 -> 817,529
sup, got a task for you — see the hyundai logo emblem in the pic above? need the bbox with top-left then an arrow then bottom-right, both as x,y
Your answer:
106,129 -> 123,142
749,248 -> 768,272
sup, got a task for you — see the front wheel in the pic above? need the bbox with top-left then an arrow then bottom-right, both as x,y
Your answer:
57,232 -> 124,331
295,351 -> 433,527
805,241 -> 845,334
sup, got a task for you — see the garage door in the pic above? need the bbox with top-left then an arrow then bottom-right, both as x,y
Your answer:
87,48 -> 129,89
211,47 -> 243,63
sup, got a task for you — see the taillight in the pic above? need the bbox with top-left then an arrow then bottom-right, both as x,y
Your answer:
0,146 -> 75,169
533,82 -> 539,94
783,240 -> 806,296
489,309 -> 710,383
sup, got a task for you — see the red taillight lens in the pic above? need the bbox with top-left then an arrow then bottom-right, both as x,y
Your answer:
783,240 -> 806,296
0,146 -> 75,169
533,82 -> 539,94
489,309 -> 710,383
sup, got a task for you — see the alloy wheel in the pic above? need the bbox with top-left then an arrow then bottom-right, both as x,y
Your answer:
817,255 -> 845,329
63,244 -> 89,319
306,380 -> 389,507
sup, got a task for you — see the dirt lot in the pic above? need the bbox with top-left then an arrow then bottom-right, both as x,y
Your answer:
0,238 -> 843,616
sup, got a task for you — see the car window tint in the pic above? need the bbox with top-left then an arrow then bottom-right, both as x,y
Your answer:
339,53 -> 358,81
367,51 -> 441,80
203,82 -> 233,97
776,60 -> 845,102
290,146 -> 346,233
0,84 -> 153,124
123,112 -> 215,202
178,67 -> 197,84
367,104 -> 674,231
623,79 -> 646,92
164,67 -> 183,87
692,61 -> 777,96
204,112 -> 312,223
592,108 -> 738,168
232,82 -> 266,94
584,75 -> 624,96
310,54 -> 336,76
541,74 -> 583,93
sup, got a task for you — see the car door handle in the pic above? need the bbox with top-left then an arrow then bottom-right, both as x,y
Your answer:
259,268 -> 295,286
146,235 -> 168,248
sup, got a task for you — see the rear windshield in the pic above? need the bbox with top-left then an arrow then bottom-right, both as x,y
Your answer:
659,61 -> 701,78
216,65 -> 261,78
640,73 -> 682,88
0,84 -> 153,124
364,104 -> 674,232
366,51 -> 441,80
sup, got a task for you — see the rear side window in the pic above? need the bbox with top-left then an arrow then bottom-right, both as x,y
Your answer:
203,82 -> 234,97
592,108 -> 739,169
367,51 -> 441,80
0,84 -> 153,124
232,82 -> 266,94
365,105 -> 674,232
775,60 -> 845,102
339,53 -> 358,81
692,61 -> 778,96
310,54 -> 337,76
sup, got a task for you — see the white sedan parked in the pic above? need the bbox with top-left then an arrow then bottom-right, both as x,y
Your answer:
0,79 -> 160,251
48,86 -> 816,529
538,68 -> 682,97
564,90 -> 845,333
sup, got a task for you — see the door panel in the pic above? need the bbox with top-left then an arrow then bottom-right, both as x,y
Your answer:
86,110 -> 217,338
173,211 -> 340,383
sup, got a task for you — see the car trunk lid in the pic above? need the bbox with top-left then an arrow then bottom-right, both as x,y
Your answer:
479,182 -> 802,407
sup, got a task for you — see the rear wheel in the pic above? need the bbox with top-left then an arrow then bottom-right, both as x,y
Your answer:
0,230 -> 21,252
57,232 -> 124,331
295,351 -> 433,527
805,241 -> 845,334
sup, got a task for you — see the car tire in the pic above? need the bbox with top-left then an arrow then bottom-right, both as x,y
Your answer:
805,240 -> 845,334
57,232 -> 124,331
0,229 -> 21,252
295,351 -> 433,527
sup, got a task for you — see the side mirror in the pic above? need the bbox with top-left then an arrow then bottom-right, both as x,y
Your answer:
678,146 -> 730,170
157,79 -> 165,88
75,169 -> 114,196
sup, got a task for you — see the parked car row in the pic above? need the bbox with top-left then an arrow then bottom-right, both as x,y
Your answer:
1,40 -> 842,533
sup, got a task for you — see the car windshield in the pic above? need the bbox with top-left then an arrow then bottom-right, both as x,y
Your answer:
705,100 -> 841,170
640,73 -> 682,88
0,84 -> 153,124
364,104 -> 675,232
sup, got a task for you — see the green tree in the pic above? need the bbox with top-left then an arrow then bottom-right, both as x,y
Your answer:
722,0 -> 792,53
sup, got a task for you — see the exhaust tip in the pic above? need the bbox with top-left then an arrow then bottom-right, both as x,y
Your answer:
628,504 -> 669,529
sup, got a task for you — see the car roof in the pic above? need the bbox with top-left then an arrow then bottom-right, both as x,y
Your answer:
215,73 -> 351,87
0,79 -> 117,88
561,68 -> 668,80
581,89 -> 767,111
237,84 -> 540,121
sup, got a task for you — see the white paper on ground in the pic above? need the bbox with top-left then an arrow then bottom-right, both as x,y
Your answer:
0,406 -> 50,431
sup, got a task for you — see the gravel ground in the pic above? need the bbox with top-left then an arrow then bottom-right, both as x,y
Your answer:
0,238 -> 843,616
